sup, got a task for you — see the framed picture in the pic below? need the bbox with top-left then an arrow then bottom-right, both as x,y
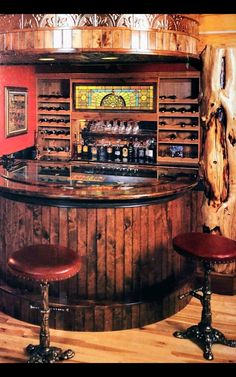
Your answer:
5,86 -> 28,137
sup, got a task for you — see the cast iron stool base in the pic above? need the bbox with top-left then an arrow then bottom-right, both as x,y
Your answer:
26,281 -> 75,363
26,344 -> 75,364
174,261 -> 236,360
174,325 -> 236,360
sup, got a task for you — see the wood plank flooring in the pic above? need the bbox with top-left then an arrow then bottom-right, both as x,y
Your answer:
0,293 -> 235,363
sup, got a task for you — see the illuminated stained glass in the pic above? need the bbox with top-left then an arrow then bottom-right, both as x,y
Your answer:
73,84 -> 155,111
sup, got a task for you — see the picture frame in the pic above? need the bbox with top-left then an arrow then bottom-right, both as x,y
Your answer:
5,86 -> 28,137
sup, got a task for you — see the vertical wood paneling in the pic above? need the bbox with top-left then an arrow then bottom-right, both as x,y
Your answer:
77,208 -> 87,297
102,30 -> 112,48
148,31 -> 156,50
68,208 -> 79,298
92,29 -> 102,48
44,30 -> 52,49
106,208 -> 115,298
0,191 -> 201,331
35,30 -> 44,49
82,30 -> 92,48
87,209 -> 97,299
140,206 -> 148,290
72,29 -> 82,48
122,30 -> 131,49
41,206 -> 50,244
132,206 -> 141,296
32,205 -> 42,245
115,208 -> 124,298
50,207 -> 59,244
11,32 -> 19,50
112,30 -> 122,48
59,207 -> 68,247
25,31 -> 34,49
96,209 -> 106,299
124,208 -> 133,295
148,205 -> 156,287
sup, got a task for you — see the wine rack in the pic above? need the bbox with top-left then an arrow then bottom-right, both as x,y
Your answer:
157,74 -> 200,166
36,78 -> 71,160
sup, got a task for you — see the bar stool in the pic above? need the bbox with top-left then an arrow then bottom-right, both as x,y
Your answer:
7,244 -> 82,363
172,232 -> 236,360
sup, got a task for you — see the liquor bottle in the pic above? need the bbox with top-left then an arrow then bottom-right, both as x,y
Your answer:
159,121 -> 166,126
133,138 -> 139,162
114,141 -> 121,163
138,141 -> 145,164
147,138 -> 156,163
98,142 -> 107,162
128,137 -> 134,162
169,107 -> 177,113
122,142 -> 129,163
107,143 -> 113,162
82,139 -> 89,160
169,133 -> 177,140
178,107 -> 187,113
159,107 -> 167,113
76,137 -> 83,160
91,144 -> 98,161
159,95 -> 166,100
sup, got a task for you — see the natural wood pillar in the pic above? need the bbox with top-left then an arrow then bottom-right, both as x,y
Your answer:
200,45 -> 236,274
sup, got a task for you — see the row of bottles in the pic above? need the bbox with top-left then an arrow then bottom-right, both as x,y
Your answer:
159,106 -> 198,113
43,146 -> 70,153
38,106 -> 69,111
159,121 -> 198,127
38,118 -> 70,124
39,129 -> 70,136
74,137 -> 157,164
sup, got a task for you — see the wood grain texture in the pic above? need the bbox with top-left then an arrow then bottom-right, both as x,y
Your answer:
0,293 -> 235,363
0,189 -> 201,331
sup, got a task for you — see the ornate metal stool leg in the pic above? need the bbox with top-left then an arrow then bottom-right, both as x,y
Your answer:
174,261 -> 236,360
26,282 -> 75,363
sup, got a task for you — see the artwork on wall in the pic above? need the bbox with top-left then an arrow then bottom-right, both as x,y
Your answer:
5,86 -> 28,137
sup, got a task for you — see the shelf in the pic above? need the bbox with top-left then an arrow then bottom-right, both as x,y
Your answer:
159,126 -> 199,131
38,97 -> 70,103
158,140 -> 198,145
158,156 -> 199,164
41,136 -> 70,140
159,99 -> 198,104
159,112 -> 199,117
81,131 -> 156,138
38,110 -> 70,115
38,123 -> 70,128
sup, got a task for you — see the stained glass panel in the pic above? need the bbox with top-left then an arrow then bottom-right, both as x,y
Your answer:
73,83 -> 156,111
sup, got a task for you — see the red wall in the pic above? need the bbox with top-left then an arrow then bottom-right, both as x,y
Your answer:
0,66 -> 36,156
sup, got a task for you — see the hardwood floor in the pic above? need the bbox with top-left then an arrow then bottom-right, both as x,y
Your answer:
0,293 -> 235,363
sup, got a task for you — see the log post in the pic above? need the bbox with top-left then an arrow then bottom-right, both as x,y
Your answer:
200,45 -> 236,276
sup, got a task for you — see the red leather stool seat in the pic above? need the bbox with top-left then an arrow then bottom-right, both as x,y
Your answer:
8,244 -> 82,282
173,232 -> 236,263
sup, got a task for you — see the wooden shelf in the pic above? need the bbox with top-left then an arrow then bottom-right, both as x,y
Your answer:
158,140 -> 199,145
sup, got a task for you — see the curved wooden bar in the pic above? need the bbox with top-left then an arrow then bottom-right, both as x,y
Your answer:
0,14 -> 199,64
0,160 -> 199,331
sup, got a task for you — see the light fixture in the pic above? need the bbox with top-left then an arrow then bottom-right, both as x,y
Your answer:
101,56 -> 119,61
38,57 -> 56,62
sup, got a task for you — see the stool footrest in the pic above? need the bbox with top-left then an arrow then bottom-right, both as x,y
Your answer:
173,325 -> 236,360
179,286 -> 203,301
26,344 -> 75,363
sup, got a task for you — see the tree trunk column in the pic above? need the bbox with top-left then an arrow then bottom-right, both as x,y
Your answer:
200,45 -> 236,275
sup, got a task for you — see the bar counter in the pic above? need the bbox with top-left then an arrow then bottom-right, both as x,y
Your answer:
0,160 -> 199,331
